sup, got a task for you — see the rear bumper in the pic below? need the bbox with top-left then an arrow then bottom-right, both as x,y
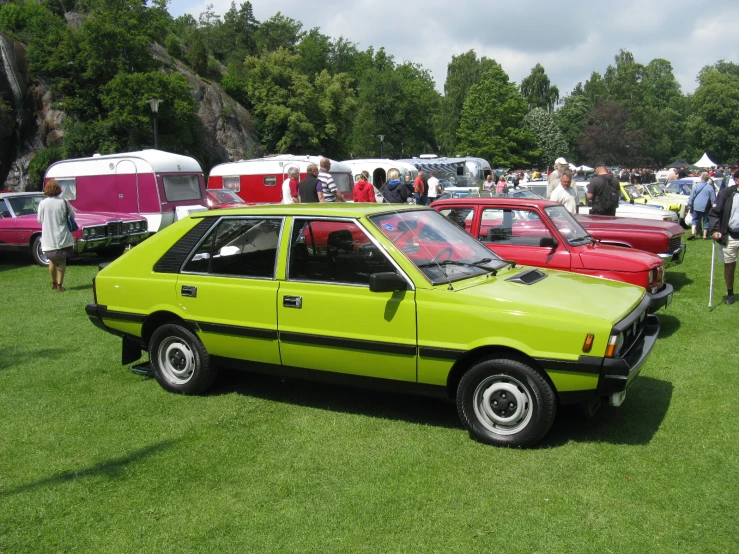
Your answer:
648,283 -> 674,312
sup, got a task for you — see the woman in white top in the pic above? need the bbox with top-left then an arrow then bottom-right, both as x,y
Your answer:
37,179 -> 75,291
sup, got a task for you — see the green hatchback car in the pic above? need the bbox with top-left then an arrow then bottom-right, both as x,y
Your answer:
87,204 -> 660,447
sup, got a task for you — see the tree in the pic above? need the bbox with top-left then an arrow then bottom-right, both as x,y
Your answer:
554,93 -> 590,161
578,100 -> 643,166
524,108 -> 568,169
456,66 -> 538,167
689,68 -> 739,164
437,50 -> 499,155
254,12 -> 304,53
297,28 -> 331,77
519,63 -> 559,113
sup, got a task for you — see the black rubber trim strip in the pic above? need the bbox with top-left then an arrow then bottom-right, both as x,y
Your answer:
153,218 -> 215,273
279,332 -> 416,356
535,356 -> 603,375
197,322 -> 278,340
210,356 -> 448,399
98,306 -> 147,323
418,347 -> 465,361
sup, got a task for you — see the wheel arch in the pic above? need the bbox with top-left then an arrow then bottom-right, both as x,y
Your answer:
446,346 -> 557,401
141,311 -> 195,348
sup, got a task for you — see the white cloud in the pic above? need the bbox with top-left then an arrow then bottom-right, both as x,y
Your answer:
168,0 -> 739,95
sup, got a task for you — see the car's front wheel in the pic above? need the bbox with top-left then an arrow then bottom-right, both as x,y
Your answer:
457,356 -> 556,448
149,323 -> 216,395
31,236 -> 50,266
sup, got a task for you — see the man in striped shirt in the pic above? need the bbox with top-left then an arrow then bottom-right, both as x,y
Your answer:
318,158 -> 345,202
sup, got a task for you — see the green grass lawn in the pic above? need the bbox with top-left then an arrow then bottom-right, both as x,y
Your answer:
1,242 -> 737,553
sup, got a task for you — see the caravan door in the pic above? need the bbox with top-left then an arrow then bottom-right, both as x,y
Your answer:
115,160 -> 139,214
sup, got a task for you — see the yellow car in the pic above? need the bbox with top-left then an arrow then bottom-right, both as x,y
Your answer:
641,183 -> 687,219
619,183 -> 682,218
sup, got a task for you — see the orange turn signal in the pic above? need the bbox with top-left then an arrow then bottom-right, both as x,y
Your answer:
582,334 -> 594,353
605,335 -> 619,357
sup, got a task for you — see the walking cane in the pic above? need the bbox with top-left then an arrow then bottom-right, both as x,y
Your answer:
709,239 -> 716,308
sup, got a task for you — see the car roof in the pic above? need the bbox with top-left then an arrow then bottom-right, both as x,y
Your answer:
191,202 -> 428,218
430,197 -> 559,209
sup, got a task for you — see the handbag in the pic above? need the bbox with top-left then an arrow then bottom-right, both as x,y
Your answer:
65,200 -> 79,232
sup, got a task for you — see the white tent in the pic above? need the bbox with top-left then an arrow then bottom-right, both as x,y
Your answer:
576,165 -> 594,172
694,153 -> 717,168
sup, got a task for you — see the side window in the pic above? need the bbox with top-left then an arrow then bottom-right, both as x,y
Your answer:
223,176 -> 240,192
439,208 -> 474,233
481,209 -> 551,245
264,176 -> 277,187
57,179 -> 77,200
288,219 -> 398,285
183,218 -> 282,278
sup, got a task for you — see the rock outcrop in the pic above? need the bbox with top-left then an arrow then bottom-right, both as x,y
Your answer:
0,33 -> 258,191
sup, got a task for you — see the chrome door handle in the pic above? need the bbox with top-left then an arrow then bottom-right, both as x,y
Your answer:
181,285 -> 197,298
283,295 -> 302,308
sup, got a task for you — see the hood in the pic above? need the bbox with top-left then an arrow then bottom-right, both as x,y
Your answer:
578,243 -> 662,272
452,267 -> 645,326
577,215 -> 682,236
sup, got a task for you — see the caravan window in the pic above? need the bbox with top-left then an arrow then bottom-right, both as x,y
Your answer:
264,176 -> 277,187
163,174 -> 202,201
331,173 -> 353,193
223,176 -> 240,192
57,179 -> 77,200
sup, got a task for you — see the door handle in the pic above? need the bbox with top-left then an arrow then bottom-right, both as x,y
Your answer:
283,295 -> 302,308
181,285 -> 197,298
119,194 -> 124,198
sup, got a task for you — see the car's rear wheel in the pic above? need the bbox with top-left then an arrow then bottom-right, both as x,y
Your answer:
457,356 -> 556,448
31,236 -> 50,266
149,323 -> 216,395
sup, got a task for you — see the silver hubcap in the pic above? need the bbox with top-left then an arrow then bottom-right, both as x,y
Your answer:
473,375 -> 533,435
157,337 -> 196,384
36,242 -> 49,265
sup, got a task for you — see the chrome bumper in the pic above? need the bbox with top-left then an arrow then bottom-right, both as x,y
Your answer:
75,231 -> 149,253
658,243 -> 686,267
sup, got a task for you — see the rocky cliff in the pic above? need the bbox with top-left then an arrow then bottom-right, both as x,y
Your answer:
0,31 -> 259,191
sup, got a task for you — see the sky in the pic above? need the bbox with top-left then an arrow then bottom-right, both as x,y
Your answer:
167,0 -> 739,97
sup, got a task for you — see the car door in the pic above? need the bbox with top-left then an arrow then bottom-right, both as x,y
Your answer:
176,216 -> 283,365
0,199 -> 18,246
478,207 -> 571,271
278,217 -> 417,382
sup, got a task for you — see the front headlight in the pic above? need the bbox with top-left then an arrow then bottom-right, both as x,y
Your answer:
82,228 -> 89,239
648,269 -> 654,283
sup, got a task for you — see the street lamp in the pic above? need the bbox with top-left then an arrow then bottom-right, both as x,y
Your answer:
378,135 -> 385,159
147,98 -> 163,149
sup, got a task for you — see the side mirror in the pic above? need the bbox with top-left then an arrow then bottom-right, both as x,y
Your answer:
369,272 -> 408,293
539,237 -> 558,248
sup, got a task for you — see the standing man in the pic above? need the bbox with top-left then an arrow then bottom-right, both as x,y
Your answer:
427,171 -> 441,203
587,162 -> 620,216
550,171 -> 578,214
318,158 -> 344,202
298,164 -> 324,203
413,170 -> 426,205
547,157 -> 569,199
709,169 -> 739,305
281,167 -> 300,204
678,165 -> 688,179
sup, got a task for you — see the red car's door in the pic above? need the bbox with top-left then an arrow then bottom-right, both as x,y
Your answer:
0,199 -> 18,246
478,207 -> 571,271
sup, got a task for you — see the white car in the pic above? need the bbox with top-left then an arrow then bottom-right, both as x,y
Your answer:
580,201 -> 679,222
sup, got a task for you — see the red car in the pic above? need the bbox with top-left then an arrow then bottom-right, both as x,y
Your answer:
206,189 -> 250,209
431,198 -> 673,311
575,215 -> 686,267
0,192 -> 149,266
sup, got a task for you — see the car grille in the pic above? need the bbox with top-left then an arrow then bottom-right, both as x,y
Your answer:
107,221 -> 123,237
668,235 -> 682,253
622,309 -> 648,356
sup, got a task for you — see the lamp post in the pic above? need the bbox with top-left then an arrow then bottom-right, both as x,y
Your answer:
147,98 -> 163,149
378,135 -> 385,159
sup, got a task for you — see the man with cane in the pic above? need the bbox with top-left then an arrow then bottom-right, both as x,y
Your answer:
708,169 -> 739,305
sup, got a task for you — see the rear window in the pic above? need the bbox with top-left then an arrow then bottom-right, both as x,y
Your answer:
163,174 -> 203,202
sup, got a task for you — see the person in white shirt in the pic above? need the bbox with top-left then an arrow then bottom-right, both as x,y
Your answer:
547,156 -> 569,199
427,171 -> 441,200
550,171 -> 578,215
281,167 -> 300,204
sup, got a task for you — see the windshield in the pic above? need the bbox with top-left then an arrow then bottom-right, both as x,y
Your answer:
7,195 -> 44,216
208,189 -> 243,205
667,181 -> 691,194
369,210 -> 507,285
544,205 -> 591,245
624,185 -> 643,199
646,184 -> 664,196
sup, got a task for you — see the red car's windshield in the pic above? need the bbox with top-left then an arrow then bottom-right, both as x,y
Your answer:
369,210 -> 506,285
207,189 -> 243,205
7,195 -> 44,216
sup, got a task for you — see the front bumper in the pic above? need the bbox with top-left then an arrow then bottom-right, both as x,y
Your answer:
75,230 -> 149,253
648,283 -> 674,312
658,243 -> 686,267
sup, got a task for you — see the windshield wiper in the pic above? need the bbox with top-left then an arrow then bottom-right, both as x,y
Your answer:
569,236 -> 593,245
418,258 -> 499,275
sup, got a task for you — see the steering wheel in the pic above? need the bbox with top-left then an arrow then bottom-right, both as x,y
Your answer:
430,247 -> 454,264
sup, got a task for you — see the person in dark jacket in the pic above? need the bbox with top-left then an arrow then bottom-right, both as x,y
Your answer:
382,168 -> 409,204
709,169 -> 739,305
298,164 -> 324,203
353,171 -> 377,203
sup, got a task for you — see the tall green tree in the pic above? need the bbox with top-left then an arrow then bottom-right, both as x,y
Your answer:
456,66 -> 538,167
524,108 -> 568,169
554,92 -> 590,161
689,68 -> 739,164
578,100 -> 643,166
519,63 -> 560,113
254,12 -> 304,53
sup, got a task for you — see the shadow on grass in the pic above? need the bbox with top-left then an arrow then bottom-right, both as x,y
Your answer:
541,376 -> 673,447
0,252 -> 103,271
1,440 -> 177,497
211,370 -> 461,430
667,271 -> 693,292
0,346 -> 69,370
67,283 -> 93,291
657,314 -> 680,338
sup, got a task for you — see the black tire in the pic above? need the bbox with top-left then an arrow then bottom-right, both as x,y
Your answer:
149,323 -> 216,395
457,356 -> 556,448
31,236 -> 50,266
97,246 -> 126,259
